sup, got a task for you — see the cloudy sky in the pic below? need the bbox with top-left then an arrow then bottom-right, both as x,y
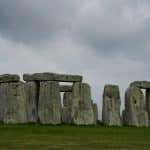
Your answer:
0,0 -> 150,118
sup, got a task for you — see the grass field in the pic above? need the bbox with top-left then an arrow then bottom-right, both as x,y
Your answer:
0,125 -> 150,150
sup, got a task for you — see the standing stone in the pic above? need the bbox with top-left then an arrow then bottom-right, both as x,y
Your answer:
25,82 -> 38,123
146,89 -> 150,124
92,103 -> 98,124
102,84 -> 121,126
38,81 -> 61,124
71,82 -> 95,125
62,92 -> 72,124
123,86 -> 149,127
0,82 -> 27,124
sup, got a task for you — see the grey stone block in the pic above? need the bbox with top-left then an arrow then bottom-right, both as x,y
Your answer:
123,86 -> 149,127
25,82 -> 38,123
38,81 -> 61,124
0,82 -> 27,124
23,73 -> 82,82
102,84 -> 121,126
0,74 -> 20,83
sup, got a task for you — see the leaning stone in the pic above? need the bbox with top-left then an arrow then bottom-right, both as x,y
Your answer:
123,86 -> 149,127
0,74 -> 20,83
38,81 -> 61,124
25,82 -> 38,123
23,73 -> 82,82
71,82 -> 95,125
130,81 -> 150,89
146,89 -> 150,125
0,82 -> 27,124
60,85 -> 72,92
102,84 -> 121,126
62,92 -> 72,124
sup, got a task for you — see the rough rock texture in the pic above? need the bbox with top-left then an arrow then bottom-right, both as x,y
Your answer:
38,81 -> 61,124
146,89 -> 150,124
23,73 -> 82,82
92,103 -> 98,124
25,82 -> 38,123
71,82 -> 95,125
0,74 -> 20,83
0,82 -> 27,124
62,92 -> 72,124
102,85 -> 121,126
130,81 -> 150,89
60,85 -> 72,92
123,86 -> 149,127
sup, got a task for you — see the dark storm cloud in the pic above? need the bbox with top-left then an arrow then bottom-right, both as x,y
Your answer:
0,0 -> 80,43
70,0 -> 150,55
0,0 -> 150,56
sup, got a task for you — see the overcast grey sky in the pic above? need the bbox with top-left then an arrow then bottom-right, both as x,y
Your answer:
0,0 -> 150,118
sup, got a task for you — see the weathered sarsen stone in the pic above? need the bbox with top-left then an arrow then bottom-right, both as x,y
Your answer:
0,82 -> 27,124
25,82 -> 38,123
23,73 -> 82,82
130,81 -> 150,89
123,86 -> 149,127
92,103 -> 98,123
146,89 -> 150,124
59,85 -> 72,92
62,92 -> 72,124
0,74 -> 20,83
71,82 -> 95,125
102,84 -> 121,126
38,81 -> 61,124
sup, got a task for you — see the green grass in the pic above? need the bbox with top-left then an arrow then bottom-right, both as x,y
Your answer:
0,125 -> 149,150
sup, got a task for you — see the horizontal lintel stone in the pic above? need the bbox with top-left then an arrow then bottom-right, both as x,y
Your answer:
0,74 -> 20,83
23,73 -> 82,82
59,85 -> 72,92
130,81 -> 150,89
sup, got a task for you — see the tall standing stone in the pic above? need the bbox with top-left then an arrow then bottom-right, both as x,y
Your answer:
71,82 -> 95,125
123,86 -> 149,127
38,81 -> 61,124
25,82 -> 38,123
62,92 -> 72,124
102,84 -> 121,126
0,82 -> 27,124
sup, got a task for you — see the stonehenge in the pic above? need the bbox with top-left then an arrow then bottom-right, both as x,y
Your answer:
0,73 -> 97,125
0,73 -> 150,127
102,85 -> 121,126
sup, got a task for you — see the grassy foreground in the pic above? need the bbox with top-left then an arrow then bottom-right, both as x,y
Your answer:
0,125 -> 150,150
